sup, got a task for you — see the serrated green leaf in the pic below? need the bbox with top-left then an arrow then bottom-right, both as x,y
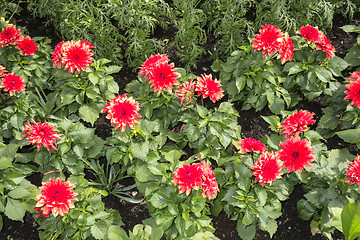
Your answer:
105,65 -> 122,74
342,202 -> 360,240
5,198 -> 26,222
108,226 -> 129,240
88,72 -> 100,85
7,187 -> 31,199
131,142 -> 149,160
0,157 -> 13,170
79,103 -> 100,126
90,220 -> 108,239
150,191 -> 168,209
236,222 -> 255,240
336,129 -> 360,144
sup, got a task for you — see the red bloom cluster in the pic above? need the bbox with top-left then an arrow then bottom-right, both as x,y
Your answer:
172,161 -> 219,199
345,155 -> 360,188
279,136 -> 314,173
252,24 -> 294,65
34,178 -> 78,218
52,40 -> 95,74
138,54 -> 180,93
16,36 -> 39,55
23,119 -> 62,151
102,94 -> 141,132
195,74 -> 224,103
236,137 -> 267,154
0,73 -> 26,96
279,110 -> 316,138
345,71 -> 360,109
0,25 -> 23,47
251,151 -> 283,187
298,25 -> 335,59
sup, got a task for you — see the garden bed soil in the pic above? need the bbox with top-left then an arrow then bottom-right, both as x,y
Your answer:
2,5 -> 359,240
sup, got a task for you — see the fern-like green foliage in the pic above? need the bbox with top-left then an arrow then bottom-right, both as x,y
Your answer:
0,0 -> 22,20
201,0 -> 256,61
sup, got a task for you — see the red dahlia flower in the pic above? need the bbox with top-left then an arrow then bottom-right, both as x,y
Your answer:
199,161 -> 219,199
344,80 -> 360,109
52,40 -> 95,74
175,80 -> 196,106
139,54 -> 170,81
346,155 -> 360,188
278,33 -> 294,64
236,137 -> 267,154
195,73 -> 224,103
348,71 -> 360,82
23,119 -> 62,151
297,25 -> 321,43
280,110 -> 316,138
172,163 -> 204,196
0,25 -> 23,47
16,36 -> 39,55
279,136 -> 315,173
0,73 -> 26,96
252,24 -> 283,57
148,62 -> 180,93
316,33 -> 335,59
102,94 -> 141,132
251,152 -> 283,187
34,178 -> 78,218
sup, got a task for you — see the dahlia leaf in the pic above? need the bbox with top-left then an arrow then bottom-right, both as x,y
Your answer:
336,129 -> 360,144
79,103 -> 100,126
191,194 -> 205,213
341,202 -> 360,240
150,191 -> 168,209
156,214 -> 175,231
108,226 -> 129,240
4,198 -> 26,222
107,80 -> 119,93
236,221 -> 255,240
90,220 -> 108,240
88,72 -> 100,85
7,187 -> 31,199
131,142 -> 149,160
0,215 -> 2,232
0,157 -> 13,170
297,199 -> 316,221
105,65 -> 122,74
164,150 -> 182,164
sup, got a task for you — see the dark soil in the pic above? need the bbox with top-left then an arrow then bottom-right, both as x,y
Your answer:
3,4 -> 358,240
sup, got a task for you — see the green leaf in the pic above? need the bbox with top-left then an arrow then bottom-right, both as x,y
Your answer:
269,97 -> 284,114
235,76 -> 246,92
0,157 -> 13,170
164,150 -> 182,163
89,72 -> 100,85
150,191 -> 168,209
60,142 -> 71,156
73,145 -> 84,159
5,198 -> 26,222
197,105 -> 208,118
107,80 -> 119,94
105,65 -> 122,74
79,103 -> 100,126
297,199 -> 316,221
186,124 -> 200,142
342,202 -> 360,240
285,62 -> 303,75
0,144 -> 18,159
191,194 -> 205,213
0,215 -> 3,232
108,226 -> 129,240
336,129 -> 360,144
236,222 -> 255,240
131,142 -> 149,160
90,220 -> 108,240
156,214 -> 175,231
7,187 -> 31,199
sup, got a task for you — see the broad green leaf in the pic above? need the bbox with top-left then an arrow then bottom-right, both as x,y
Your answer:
236,222 -> 255,240
79,103 -> 100,126
107,80 -> 119,93
0,144 -> 18,159
8,187 -> 31,199
90,220 -> 108,239
73,145 -> 84,159
156,214 -> 175,231
186,124 -> 200,142
108,226 -> 129,240
150,191 -> 168,209
105,65 -> 122,74
197,105 -> 208,118
131,142 -> 149,160
88,72 -> 100,85
336,129 -> 360,144
164,150 -> 182,163
235,76 -> 246,92
5,198 -> 26,222
342,202 -> 360,240
191,194 -> 205,213
0,157 -> 13,170
297,199 -> 316,221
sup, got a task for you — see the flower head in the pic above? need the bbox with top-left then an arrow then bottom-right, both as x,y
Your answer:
23,119 -> 62,151
0,25 -> 23,47
34,178 -> 78,218
16,36 -> 39,55
172,163 -> 204,196
348,71 -> 360,82
147,62 -> 180,93
52,40 -> 95,74
0,73 -> 26,96
279,136 -> 315,173
344,80 -> 360,109
316,33 -> 335,59
251,152 -> 283,187
175,80 -> 196,106
139,54 -> 170,80
236,137 -> 267,154
102,94 -> 141,132
199,161 -> 219,199
252,24 -> 283,57
277,33 -> 294,64
195,74 -> 224,103
346,155 -> 360,188
280,110 -> 316,138
297,25 -> 321,43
